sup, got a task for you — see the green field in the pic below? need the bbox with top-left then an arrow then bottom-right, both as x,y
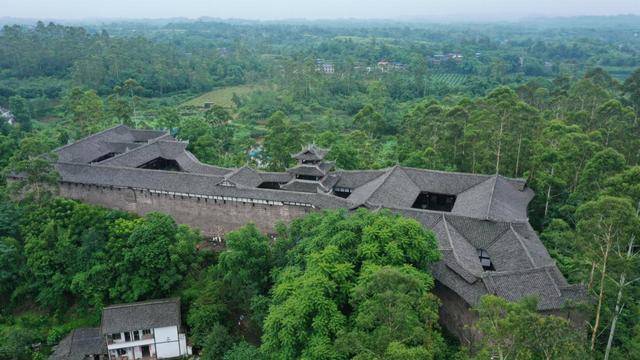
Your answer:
431,73 -> 467,87
181,84 -> 267,108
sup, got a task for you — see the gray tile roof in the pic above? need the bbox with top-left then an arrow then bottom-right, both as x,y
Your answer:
225,166 -> 264,187
382,206 -> 583,311
51,126 -> 585,311
292,144 -> 328,161
280,179 -> 321,193
259,172 -> 293,183
349,166 -> 421,208
55,125 -> 170,164
56,162 -> 350,209
287,162 -> 334,177
99,139 -> 232,176
49,327 -> 104,360
101,298 -> 181,335
334,169 -> 388,189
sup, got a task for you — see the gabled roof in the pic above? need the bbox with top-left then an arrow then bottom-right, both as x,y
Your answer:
55,125 -> 169,164
280,179 -> 321,193
49,327 -> 104,360
291,144 -> 328,161
384,207 -> 584,310
287,162 -> 334,177
101,298 -> 181,334
225,166 -> 263,188
334,169 -> 388,189
452,175 -> 532,222
348,166 -> 420,207
99,139 -> 231,176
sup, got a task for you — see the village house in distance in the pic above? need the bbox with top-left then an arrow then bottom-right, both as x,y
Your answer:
40,125 -> 586,344
50,298 -> 190,360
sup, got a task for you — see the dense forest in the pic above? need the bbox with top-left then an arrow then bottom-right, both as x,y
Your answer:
1,17 -> 640,360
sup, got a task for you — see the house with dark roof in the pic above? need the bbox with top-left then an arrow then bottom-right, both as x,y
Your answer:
102,298 -> 189,359
50,298 -> 190,360
49,328 -> 105,360
36,125 -> 586,345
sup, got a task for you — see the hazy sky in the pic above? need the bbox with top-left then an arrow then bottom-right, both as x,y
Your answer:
2,0 -> 640,21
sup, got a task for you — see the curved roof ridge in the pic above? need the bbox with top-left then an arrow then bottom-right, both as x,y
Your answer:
442,214 -> 459,261
483,264 -> 558,277
98,140 -> 160,164
367,165 -> 419,204
99,136 -> 186,165
485,175 -> 499,220
543,267 -> 563,297
53,124 -> 130,153
509,223 -> 537,267
400,165 -> 527,183
347,166 -> 395,204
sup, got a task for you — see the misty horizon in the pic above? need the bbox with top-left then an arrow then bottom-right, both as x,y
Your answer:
1,0 -> 640,22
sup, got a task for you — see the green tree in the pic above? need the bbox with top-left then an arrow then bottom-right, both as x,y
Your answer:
4,134 -> 59,203
261,209 -> 440,359
473,295 -> 588,360
8,95 -> 31,131
106,212 -> 199,302
336,265 -> 444,359
576,196 -> 639,351
353,104 -> 386,137
62,88 -> 104,136
262,111 -> 303,171
622,67 -> 640,116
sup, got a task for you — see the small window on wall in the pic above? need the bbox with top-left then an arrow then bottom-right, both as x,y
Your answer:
142,329 -> 151,335
117,349 -> 127,356
477,249 -> 495,271
111,333 -> 121,340
133,330 -> 140,341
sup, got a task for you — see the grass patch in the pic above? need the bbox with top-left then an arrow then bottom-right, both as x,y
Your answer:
181,84 -> 267,109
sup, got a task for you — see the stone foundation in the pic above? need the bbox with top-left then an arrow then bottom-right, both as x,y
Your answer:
433,281 -> 481,348
59,182 -> 314,237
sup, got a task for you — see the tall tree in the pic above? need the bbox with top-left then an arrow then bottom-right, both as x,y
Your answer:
576,196 -> 638,351
262,111 -> 303,171
473,295 -> 587,360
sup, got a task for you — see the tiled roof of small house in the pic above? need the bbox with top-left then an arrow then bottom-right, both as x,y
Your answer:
49,327 -> 104,360
101,298 -> 181,335
292,144 -> 328,161
51,125 -> 586,311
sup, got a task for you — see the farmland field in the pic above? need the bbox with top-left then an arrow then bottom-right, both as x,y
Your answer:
430,73 -> 467,87
181,84 -> 267,108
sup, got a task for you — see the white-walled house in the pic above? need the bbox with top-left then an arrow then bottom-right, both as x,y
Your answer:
49,298 -> 191,360
101,298 -> 190,359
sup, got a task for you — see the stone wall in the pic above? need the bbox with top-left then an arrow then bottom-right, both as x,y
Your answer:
59,182 -> 314,237
433,281 -> 481,348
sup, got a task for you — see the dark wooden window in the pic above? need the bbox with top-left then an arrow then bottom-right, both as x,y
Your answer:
333,187 -> 352,198
90,152 -> 118,163
296,174 -> 320,181
138,157 -> 182,171
411,192 -> 456,212
477,249 -> 495,271
258,181 -> 282,189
